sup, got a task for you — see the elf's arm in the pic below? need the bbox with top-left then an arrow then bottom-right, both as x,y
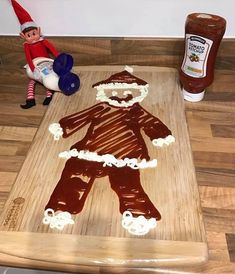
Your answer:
24,43 -> 35,72
138,105 -> 175,147
43,39 -> 59,58
49,103 -> 107,140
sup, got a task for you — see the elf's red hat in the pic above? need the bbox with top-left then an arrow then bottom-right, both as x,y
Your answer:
11,0 -> 37,32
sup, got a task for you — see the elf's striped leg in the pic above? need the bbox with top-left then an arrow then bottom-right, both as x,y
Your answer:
20,79 -> 36,109
43,89 -> 54,105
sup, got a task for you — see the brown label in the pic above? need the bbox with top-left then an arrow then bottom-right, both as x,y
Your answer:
3,197 -> 25,229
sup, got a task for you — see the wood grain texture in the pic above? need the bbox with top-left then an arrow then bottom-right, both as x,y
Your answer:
0,232 -> 207,268
0,66 -> 207,269
226,234 -> 235,262
0,36 -> 234,272
1,37 -> 235,70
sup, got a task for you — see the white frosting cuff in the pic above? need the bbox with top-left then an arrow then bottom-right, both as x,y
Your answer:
152,135 -> 175,147
49,123 -> 63,140
59,149 -> 157,170
122,211 -> 157,235
43,208 -> 74,230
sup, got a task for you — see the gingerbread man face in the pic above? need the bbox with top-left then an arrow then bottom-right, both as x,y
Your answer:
93,69 -> 149,108
100,87 -> 145,106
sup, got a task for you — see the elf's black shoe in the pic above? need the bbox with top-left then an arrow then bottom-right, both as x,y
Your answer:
20,99 -> 36,109
43,96 -> 53,106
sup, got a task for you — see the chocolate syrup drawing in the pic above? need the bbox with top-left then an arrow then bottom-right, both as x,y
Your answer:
43,67 -> 175,235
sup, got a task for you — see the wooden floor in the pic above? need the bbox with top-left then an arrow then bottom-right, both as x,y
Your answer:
0,37 -> 235,273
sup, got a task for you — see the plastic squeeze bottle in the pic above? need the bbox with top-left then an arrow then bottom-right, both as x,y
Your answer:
180,13 -> 226,102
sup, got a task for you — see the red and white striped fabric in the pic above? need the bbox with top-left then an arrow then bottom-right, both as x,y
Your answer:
26,79 -> 36,99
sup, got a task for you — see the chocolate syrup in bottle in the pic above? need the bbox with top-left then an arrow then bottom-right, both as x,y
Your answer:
180,13 -> 226,102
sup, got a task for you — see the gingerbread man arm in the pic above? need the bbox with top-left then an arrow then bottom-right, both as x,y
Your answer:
49,103 -> 108,140
138,105 -> 175,147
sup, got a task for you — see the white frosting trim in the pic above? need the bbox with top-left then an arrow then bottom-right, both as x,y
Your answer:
124,65 -> 134,73
122,211 -> 157,235
152,135 -> 175,147
95,83 -> 148,90
48,123 -> 63,140
43,208 -> 74,230
59,149 -> 157,170
95,85 -> 149,107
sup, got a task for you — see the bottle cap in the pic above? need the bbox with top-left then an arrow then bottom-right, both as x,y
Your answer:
53,53 -> 74,77
182,88 -> 205,102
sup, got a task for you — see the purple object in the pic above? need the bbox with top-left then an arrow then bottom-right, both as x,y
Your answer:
53,53 -> 80,95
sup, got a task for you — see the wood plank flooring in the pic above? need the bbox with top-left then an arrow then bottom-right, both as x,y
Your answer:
0,37 -> 234,273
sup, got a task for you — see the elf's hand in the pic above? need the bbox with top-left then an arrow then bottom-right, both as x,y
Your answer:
33,67 -> 42,82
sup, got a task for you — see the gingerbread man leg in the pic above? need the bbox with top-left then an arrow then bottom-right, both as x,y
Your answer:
108,166 -> 161,220
108,166 -> 160,235
45,158 -> 97,214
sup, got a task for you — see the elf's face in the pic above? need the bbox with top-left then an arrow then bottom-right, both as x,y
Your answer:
21,27 -> 41,44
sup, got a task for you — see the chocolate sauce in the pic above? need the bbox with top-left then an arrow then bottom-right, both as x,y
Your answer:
92,70 -> 148,87
46,158 -> 161,220
46,102 -> 172,221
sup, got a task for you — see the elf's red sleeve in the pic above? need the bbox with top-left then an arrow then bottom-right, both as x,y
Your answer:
24,43 -> 35,72
42,39 -> 59,58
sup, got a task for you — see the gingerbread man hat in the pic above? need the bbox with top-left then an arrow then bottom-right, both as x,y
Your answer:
11,0 -> 37,32
92,66 -> 148,88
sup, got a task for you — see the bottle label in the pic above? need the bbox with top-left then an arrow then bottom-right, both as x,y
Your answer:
181,34 -> 213,78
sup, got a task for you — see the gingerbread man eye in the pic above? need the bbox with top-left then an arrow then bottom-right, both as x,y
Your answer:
123,90 -> 132,95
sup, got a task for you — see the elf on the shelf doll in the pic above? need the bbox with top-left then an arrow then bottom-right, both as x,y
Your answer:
11,0 -> 60,109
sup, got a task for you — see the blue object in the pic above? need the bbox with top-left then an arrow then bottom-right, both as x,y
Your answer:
41,67 -> 50,76
53,53 -> 73,76
58,72 -> 80,96
53,53 -> 80,95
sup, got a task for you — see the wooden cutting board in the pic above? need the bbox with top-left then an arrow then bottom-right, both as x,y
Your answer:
0,66 -> 208,270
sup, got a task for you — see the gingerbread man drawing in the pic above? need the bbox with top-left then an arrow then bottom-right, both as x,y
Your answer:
44,67 -> 175,235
